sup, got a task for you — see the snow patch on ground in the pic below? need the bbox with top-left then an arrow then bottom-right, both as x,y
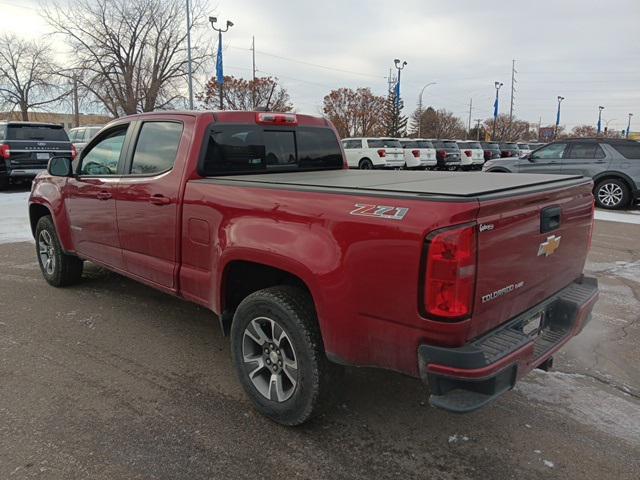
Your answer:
447,434 -> 470,444
594,209 -> 640,225
0,191 -> 33,244
516,370 -> 640,445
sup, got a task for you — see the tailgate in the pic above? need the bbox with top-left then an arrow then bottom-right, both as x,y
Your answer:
469,179 -> 594,339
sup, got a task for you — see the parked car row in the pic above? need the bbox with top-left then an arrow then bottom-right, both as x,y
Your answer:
341,137 -> 546,171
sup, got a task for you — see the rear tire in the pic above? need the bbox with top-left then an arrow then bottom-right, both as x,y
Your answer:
595,178 -> 629,210
230,286 -> 339,426
35,216 -> 84,287
0,173 -> 9,191
359,158 -> 374,170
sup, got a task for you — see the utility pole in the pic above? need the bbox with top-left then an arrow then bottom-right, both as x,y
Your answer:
186,0 -> 194,109
466,98 -> 473,140
72,74 -> 79,128
509,59 -> 517,122
251,36 -> 256,109
474,119 -> 482,141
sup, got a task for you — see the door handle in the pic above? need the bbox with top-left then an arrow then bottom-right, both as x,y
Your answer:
149,194 -> 171,206
96,191 -> 112,200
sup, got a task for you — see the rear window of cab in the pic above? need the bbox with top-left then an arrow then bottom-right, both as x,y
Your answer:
199,125 -> 344,176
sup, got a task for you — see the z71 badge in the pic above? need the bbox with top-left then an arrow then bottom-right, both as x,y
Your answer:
350,204 -> 409,221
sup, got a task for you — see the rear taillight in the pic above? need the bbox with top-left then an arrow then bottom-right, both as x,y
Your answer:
437,149 -> 446,159
412,149 -> 420,158
71,144 -> 77,161
255,112 -> 297,125
377,149 -> 386,157
423,225 -> 477,320
464,150 -> 472,157
0,144 -> 10,160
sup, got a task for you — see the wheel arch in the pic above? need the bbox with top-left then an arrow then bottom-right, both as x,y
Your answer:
218,259 -> 317,336
593,171 -> 636,193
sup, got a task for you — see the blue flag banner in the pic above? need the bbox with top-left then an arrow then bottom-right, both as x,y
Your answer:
597,117 -> 601,133
556,105 -> 561,125
493,96 -> 498,118
216,35 -> 224,85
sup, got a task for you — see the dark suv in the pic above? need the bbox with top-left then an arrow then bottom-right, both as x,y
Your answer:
0,122 -> 74,190
482,138 -> 640,209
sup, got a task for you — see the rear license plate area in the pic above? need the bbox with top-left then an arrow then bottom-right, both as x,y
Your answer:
521,311 -> 543,337
36,153 -> 50,160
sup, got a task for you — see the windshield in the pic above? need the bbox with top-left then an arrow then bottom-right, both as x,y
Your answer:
7,124 -> 69,141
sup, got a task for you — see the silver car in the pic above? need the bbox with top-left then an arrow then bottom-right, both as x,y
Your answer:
482,138 -> 640,209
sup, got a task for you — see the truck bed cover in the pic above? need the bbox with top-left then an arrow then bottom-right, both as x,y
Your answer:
202,170 -> 589,200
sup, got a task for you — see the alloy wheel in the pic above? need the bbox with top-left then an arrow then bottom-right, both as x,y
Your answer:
242,316 -> 298,402
38,230 -> 56,275
597,183 -> 623,207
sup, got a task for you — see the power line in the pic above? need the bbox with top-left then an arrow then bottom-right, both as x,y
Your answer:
228,45 -> 385,80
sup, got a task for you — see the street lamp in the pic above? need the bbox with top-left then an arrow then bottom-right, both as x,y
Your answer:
597,106 -> 604,135
627,113 -> 633,138
554,96 -> 564,139
393,58 -> 408,102
492,81 -> 503,140
209,16 -> 234,110
417,82 -> 436,137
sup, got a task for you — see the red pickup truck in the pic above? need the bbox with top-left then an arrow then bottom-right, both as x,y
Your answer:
29,111 -> 598,425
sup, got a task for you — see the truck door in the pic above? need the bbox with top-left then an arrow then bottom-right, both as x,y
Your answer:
114,118 -> 186,289
518,142 -> 566,174
64,124 -> 130,269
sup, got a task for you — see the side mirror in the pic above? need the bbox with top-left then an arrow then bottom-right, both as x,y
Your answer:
526,153 -> 535,162
48,156 -> 73,177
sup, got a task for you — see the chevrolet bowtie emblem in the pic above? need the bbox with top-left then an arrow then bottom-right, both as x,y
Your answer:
537,235 -> 562,257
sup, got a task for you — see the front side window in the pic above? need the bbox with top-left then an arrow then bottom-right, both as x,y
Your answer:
344,139 -> 362,149
129,122 -> 183,175
79,127 -> 128,175
532,143 -> 567,160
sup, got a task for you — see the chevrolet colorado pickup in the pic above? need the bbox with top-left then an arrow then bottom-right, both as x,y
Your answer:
29,111 -> 599,425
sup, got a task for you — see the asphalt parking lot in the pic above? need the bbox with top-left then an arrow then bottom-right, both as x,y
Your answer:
1,187 -> 639,480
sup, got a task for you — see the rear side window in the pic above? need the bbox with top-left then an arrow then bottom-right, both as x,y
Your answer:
343,139 -> 362,149
200,125 -> 343,175
129,122 -> 183,175
367,139 -> 402,148
566,143 -> 606,159
611,143 -> 640,159
7,124 -> 69,141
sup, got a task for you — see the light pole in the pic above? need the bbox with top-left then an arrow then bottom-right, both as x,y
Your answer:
597,106 -> 604,135
554,96 -> 564,139
474,119 -> 482,141
492,81 -> 503,140
209,16 -> 234,110
393,58 -> 407,102
627,113 -> 633,138
417,82 -> 436,137
186,0 -> 194,109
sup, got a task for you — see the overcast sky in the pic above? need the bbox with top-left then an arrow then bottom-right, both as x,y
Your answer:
3,0 -> 639,132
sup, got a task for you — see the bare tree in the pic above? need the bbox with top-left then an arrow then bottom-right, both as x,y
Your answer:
44,0 -> 208,116
0,33 -> 67,120
483,114 -> 535,141
199,76 -> 293,112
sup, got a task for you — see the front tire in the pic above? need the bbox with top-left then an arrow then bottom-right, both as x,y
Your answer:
595,178 -> 629,210
35,216 -> 84,287
230,286 -> 337,426
0,173 -> 9,191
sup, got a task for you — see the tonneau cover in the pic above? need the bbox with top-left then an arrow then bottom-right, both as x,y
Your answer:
206,170 -> 588,199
